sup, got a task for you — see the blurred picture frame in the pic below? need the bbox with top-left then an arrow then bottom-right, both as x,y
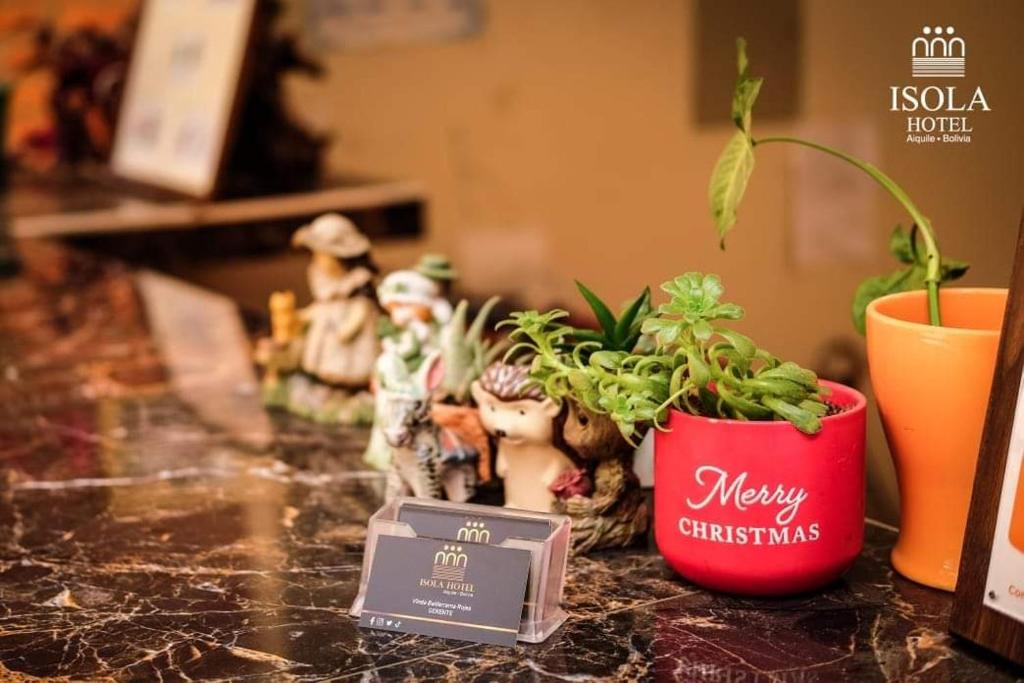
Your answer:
111,0 -> 258,198
951,213 -> 1024,665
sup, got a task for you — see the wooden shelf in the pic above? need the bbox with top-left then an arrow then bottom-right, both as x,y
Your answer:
6,169 -> 426,239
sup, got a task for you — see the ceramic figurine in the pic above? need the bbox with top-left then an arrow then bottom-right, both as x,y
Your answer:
294,215 -> 379,384
258,290 -> 302,388
270,290 -> 300,345
553,401 -> 650,554
254,213 -> 378,424
471,363 -> 576,512
415,254 -> 458,298
378,352 -> 477,502
364,268 -> 452,470
378,269 -> 453,366
430,297 -> 505,484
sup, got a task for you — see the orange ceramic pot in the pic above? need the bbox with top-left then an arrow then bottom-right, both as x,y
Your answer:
866,288 -> 1007,591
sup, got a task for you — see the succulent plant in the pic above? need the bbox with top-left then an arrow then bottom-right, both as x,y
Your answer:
437,296 -> 505,403
570,281 -> 652,354
502,272 -> 828,443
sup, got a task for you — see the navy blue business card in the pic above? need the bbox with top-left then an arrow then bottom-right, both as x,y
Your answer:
397,502 -> 553,544
358,535 -> 531,646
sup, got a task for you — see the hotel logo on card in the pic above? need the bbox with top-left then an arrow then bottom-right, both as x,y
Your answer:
457,521 -> 491,543
431,544 -> 468,582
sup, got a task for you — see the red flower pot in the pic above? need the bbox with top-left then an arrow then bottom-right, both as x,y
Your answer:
654,381 -> 867,596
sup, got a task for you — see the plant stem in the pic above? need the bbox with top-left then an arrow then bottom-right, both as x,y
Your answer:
756,136 -> 943,326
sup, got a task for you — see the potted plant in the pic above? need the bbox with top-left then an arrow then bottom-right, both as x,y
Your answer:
481,282 -> 652,555
504,273 -> 867,594
709,38 -> 1007,590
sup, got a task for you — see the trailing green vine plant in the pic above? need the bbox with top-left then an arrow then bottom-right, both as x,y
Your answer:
501,273 -> 828,444
708,38 -> 969,333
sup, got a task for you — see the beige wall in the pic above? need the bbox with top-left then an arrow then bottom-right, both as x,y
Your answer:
284,0 -> 1023,522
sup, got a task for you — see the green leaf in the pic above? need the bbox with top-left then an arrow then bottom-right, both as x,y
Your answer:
712,303 -> 745,320
716,328 -> 756,360
640,317 -> 666,335
466,295 -> 500,344
757,362 -> 820,390
709,131 -> 755,247
851,224 -> 972,334
686,349 -> 711,388
575,280 -> 617,338
851,266 -> 919,335
730,38 -> 763,136
762,396 -> 822,434
571,329 -> 607,345
718,384 -> 773,420
732,76 -> 763,136
700,273 -> 725,304
589,350 -> 622,370
693,320 -> 714,342
613,287 -> 651,348
942,258 -> 970,281
743,377 -> 808,402
799,399 -> 829,417
888,225 -> 916,264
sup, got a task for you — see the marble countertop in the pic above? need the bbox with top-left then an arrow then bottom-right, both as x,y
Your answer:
0,243 -> 1019,681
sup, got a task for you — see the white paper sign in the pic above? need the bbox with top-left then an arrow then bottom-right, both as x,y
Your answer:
983,363 -> 1024,623
310,0 -> 483,51
789,122 -> 879,267
111,0 -> 256,197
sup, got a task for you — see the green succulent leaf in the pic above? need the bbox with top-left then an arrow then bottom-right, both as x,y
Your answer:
613,286 -> 652,348
686,349 -> 711,388
799,399 -> 829,417
589,350 -> 623,370
501,270 -> 825,441
743,377 -> 808,402
659,273 -> 736,321
718,384 -> 773,420
575,280 -> 617,338
692,320 -> 714,342
571,329 -> 606,344
716,328 -> 756,360
713,303 -> 745,320
762,396 -> 822,434
757,362 -> 820,390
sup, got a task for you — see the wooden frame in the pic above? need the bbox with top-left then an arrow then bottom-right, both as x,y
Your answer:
951,213 -> 1024,664
110,0 -> 258,199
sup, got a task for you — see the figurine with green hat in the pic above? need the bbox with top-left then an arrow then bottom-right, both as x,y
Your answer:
415,254 -> 458,297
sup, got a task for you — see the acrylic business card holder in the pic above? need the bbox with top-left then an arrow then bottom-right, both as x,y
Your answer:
350,497 -> 571,643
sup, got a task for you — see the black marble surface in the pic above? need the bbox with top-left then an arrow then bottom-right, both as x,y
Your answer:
0,242 -> 1020,681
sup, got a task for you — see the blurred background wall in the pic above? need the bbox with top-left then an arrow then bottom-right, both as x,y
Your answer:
282,0 -> 1023,523
5,0 -> 1022,523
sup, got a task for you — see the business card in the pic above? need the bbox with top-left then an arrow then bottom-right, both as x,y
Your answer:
358,535 -> 531,646
397,502 -> 553,544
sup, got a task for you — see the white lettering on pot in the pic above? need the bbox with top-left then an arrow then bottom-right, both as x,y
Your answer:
686,466 -> 808,525
678,466 -> 821,547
